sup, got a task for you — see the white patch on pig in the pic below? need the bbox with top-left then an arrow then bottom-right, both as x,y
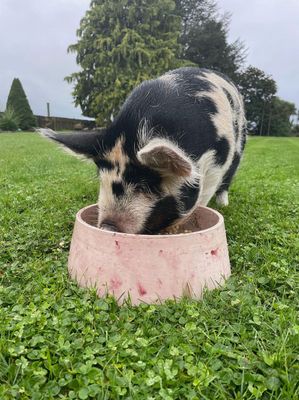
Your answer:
216,190 -> 229,206
191,72 -> 246,206
198,72 -> 246,156
196,150 -> 223,206
105,137 -> 128,171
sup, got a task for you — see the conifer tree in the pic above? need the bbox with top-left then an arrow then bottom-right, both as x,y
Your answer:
66,0 -> 184,125
6,78 -> 36,130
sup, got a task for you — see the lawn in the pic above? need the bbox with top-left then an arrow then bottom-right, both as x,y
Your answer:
0,133 -> 298,399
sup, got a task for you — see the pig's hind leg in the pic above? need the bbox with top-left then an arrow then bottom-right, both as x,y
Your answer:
215,152 -> 241,206
197,150 -> 224,207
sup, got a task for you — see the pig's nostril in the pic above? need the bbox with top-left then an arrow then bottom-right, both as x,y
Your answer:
100,220 -> 118,232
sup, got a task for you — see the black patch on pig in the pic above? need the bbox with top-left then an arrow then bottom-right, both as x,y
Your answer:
217,152 -> 241,192
142,196 -> 180,234
213,137 -> 230,165
233,120 -> 239,140
223,88 -> 234,108
96,159 -> 114,171
223,88 -> 241,140
123,163 -> 162,194
179,183 -> 200,211
241,129 -> 247,151
112,182 -> 125,198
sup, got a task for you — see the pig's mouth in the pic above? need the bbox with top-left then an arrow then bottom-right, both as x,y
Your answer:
98,197 -> 181,234
98,213 -> 141,234
99,220 -> 124,233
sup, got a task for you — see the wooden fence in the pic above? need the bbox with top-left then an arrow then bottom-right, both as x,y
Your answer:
0,111 -> 96,131
35,115 -> 96,131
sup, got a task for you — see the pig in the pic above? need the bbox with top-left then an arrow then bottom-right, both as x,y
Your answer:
40,67 -> 246,234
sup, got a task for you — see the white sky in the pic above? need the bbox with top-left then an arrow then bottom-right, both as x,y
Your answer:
217,0 -> 299,113
0,0 -> 298,119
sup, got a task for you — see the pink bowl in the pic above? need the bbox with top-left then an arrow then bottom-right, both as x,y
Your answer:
68,204 -> 231,305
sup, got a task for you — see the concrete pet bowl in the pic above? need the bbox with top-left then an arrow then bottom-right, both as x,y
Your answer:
68,204 -> 231,305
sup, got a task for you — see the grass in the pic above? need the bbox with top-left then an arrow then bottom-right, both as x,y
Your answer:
0,133 -> 298,399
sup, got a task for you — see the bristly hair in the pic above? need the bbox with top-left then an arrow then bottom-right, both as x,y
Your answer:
136,118 -> 155,152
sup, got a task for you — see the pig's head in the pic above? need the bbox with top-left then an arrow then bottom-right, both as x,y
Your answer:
40,129 -> 199,234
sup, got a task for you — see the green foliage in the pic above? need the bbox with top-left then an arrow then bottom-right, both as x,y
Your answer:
292,123 -> 299,136
238,67 -> 297,136
66,0 -> 184,125
237,66 -> 277,135
268,97 -> 296,136
0,133 -> 299,399
6,78 -> 36,130
0,108 -> 19,131
176,0 -> 245,79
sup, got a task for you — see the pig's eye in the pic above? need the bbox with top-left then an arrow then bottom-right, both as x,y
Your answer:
123,163 -> 161,195
134,181 -> 151,194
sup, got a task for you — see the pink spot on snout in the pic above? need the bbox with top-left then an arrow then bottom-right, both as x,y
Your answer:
137,282 -> 147,296
159,250 -> 163,255
211,248 -> 219,256
110,277 -> 122,289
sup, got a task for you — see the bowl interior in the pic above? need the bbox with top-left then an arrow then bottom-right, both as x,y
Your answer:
80,204 -> 220,235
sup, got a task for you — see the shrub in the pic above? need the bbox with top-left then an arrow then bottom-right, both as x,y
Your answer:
0,108 -> 19,131
6,78 -> 36,130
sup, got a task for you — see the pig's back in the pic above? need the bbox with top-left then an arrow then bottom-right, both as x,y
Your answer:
116,67 -> 246,162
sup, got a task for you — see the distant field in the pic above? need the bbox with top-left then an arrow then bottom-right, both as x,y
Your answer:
0,133 -> 298,399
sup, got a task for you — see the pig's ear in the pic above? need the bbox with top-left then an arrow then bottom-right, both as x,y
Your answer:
37,128 -> 104,158
137,139 -> 192,177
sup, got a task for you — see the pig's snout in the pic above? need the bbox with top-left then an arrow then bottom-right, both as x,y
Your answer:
100,220 -> 120,232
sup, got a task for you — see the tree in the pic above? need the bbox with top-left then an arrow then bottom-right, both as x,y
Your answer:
237,66 -> 277,135
175,0 -> 246,79
267,97 -> 296,136
66,0 -> 183,125
6,78 -> 36,130
292,124 -> 299,136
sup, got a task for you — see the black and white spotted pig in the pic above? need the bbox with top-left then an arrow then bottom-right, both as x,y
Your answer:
41,67 -> 246,234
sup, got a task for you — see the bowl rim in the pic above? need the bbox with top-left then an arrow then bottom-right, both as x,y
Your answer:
76,203 -> 224,239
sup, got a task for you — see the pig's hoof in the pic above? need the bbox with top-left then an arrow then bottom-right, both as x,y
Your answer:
216,191 -> 229,206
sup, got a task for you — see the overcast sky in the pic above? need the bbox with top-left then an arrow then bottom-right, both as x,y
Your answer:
0,0 -> 298,119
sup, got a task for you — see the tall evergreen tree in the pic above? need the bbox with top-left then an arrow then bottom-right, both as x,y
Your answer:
175,0 -> 246,79
6,78 -> 36,130
66,0 -> 183,125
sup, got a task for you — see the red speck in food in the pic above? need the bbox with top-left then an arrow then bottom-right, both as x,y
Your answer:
211,248 -> 218,256
110,277 -> 122,289
137,282 -> 147,296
